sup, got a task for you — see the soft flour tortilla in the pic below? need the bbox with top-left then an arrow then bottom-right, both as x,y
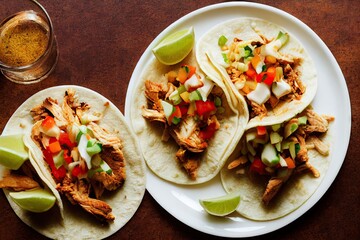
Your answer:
1,85 -> 146,239
196,17 -> 317,130
129,51 -> 249,185
220,125 -> 334,221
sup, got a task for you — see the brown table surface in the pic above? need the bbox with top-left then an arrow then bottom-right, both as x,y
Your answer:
0,0 -> 359,239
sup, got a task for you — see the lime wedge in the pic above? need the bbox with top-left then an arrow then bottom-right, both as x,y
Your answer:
152,26 -> 195,65
199,192 -> 240,217
9,188 -> 56,213
0,134 -> 28,170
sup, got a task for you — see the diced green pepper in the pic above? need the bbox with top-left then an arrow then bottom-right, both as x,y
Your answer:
218,35 -> 228,47
53,150 -> 64,169
298,116 -> 307,125
214,96 -> 222,107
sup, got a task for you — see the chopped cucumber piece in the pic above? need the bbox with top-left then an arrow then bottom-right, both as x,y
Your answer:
177,85 -> 186,94
246,131 -> 257,142
76,125 -> 88,142
284,121 -> 298,138
189,90 -> 202,101
222,53 -> 229,64
169,90 -> 182,105
78,134 -> 92,169
298,116 -> 307,125
160,100 -> 175,119
100,160 -> 112,174
87,138 -> 97,147
218,35 -> 228,47
270,131 -> 283,144
53,150 -> 64,169
288,142 -> 300,160
282,140 -> 291,150
261,143 -> 280,167
88,160 -> 112,178
86,142 -> 102,156
275,142 -> 282,152
271,124 -> 281,132
276,31 -> 289,46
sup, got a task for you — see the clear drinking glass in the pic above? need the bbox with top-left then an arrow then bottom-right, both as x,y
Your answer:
0,0 -> 58,84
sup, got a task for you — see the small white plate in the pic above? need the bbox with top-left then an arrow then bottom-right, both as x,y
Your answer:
125,2 -> 351,238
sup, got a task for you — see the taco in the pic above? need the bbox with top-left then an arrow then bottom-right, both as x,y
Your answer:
196,18 -> 317,130
1,85 -> 146,239
0,134 -> 63,216
220,108 -> 334,220
129,51 -> 249,184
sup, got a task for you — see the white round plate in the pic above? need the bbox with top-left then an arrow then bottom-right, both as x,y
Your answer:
125,2 -> 351,238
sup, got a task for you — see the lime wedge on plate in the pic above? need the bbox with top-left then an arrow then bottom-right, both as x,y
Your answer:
199,192 -> 240,217
9,188 -> 56,213
152,26 -> 195,65
0,134 -> 28,170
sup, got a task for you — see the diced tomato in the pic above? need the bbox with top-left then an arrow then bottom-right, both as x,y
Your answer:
59,132 -> 75,148
195,100 -> 216,116
245,63 -> 257,80
41,116 -> 56,131
52,166 -> 67,181
63,149 -> 73,164
42,149 -> 55,168
49,137 -> 57,144
168,105 -> 182,124
72,165 -> 87,177
48,141 -> 61,154
179,105 -> 188,116
200,122 -> 218,140
256,72 -> 266,83
42,149 -> 66,181
250,158 -> 266,175
257,126 -> 267,136
256,67 -> 276,85
263,66 -> 276,85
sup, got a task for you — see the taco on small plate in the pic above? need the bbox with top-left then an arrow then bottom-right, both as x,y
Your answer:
1,85 -> 146,239
128,51 -> 249,185
221,108 -> 334,220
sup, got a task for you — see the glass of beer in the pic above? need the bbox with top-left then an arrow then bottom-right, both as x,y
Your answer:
0,0 -> 58,84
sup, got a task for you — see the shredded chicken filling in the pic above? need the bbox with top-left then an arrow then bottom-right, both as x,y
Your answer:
228,109 -> 334,205
142,73 -> 222,180
29,89 -> 126,222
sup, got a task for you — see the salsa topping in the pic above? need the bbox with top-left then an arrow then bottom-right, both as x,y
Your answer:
142,65 -> 225,179
227,109 -> 334,205
218,31 -> 305,119
30,89 -> 126,222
